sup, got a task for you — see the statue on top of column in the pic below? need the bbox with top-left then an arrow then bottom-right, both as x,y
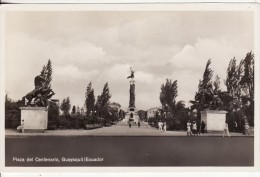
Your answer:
127,67 -> 135,79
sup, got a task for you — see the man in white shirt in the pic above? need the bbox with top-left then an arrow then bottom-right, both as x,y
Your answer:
223,121 -> 231,138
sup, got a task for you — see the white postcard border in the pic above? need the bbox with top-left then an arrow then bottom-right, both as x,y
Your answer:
0,3 -> 259,173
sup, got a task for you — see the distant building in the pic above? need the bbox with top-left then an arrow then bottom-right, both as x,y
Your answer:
108,102 -> 121,113
147,107 -> 160,119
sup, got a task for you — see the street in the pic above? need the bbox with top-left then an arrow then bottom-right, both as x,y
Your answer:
6,136 -> 253,166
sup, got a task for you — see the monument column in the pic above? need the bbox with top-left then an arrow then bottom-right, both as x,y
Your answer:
123,67 -> 140,124
129,79 -> 135,108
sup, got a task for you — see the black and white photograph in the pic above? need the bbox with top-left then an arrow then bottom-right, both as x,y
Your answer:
1,4 -> 259,170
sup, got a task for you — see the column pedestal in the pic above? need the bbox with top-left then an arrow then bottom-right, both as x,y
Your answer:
200,110 -> 227,131
123,107 -> 140,125
20,107 -> 48,133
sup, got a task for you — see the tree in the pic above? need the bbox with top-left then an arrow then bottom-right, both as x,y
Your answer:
5,94 -> 23,129
48,101 -> 60,129
45,59 -> 52,86
85,82 -> 95,116
213,75 -> 221,94
199,59 -> 213,91
225,57 -> 243,99
60,97 -> 71,115
240,51 -> 254,101
40,65 -> 47,77
96,82 -> 111,117
160,79 -> 178,112
76,106 -> 81,115
224,52 -> 255,128
40,59 -> 52,87
175,100 -> 185,111
72,105 -> 76,114
190,59 -> 214,111
240,52 -> 254,126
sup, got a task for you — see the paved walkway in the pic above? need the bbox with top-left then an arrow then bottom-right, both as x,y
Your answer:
5,123 -> 254,137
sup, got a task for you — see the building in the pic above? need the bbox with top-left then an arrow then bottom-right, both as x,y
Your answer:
147,107 -> 160,119
108,102 -> 121,113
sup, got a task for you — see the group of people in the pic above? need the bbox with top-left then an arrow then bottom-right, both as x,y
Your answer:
186,120 -> 206,136
186,119 -> 251,138
223,118 -> 250,138
158,120 -> 167,132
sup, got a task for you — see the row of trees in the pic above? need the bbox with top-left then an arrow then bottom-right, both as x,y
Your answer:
148,51 -> 254,131
58,81 -> 123,128
225,52 -> 254,128
148,79 -> 193,130
191,52 -> 254,130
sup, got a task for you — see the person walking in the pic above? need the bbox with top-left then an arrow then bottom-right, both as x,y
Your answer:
223,121 -> 231,138
192,121 -> 198,136
21,120 -> 25,133
197,121 -> 201,135
244,122 -> 250,136
158,120 -> 162,132
201,121 -> 206,134
163,121 -> 167,132
234,121 -> 238,132
17,120 -> 25,133
187,120 -> 192,136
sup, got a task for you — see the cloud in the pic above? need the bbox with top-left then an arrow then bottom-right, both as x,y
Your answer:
135,71 -> 158,84
169,37 -> 253,106
55,65 -> 98,81
5,11 -> 254,110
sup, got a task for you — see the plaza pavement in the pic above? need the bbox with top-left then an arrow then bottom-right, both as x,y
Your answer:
5,122 -> 254,137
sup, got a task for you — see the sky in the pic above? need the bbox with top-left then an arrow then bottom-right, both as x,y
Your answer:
5,11 -> 254,111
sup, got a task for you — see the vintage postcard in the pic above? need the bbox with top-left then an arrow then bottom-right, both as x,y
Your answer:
0,3 -> 259,172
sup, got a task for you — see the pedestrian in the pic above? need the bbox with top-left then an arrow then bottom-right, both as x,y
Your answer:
187,122 -> 192,136
138,122 -> 140,128
197,121 -> 201,135
163,121 -> 167,132
192,121 -> 198,136
234,121 -> 238,132
129,121 -> 131,128
201,121 -> 206,134
21,119 -> 25,133
187,120 -> 192,136
160,121 -> 163,132
242,116 -> 247,134
158,120 -> 163,132
223,121 -> 231,138
244,122 -> 250,136
17,120 -> 25,133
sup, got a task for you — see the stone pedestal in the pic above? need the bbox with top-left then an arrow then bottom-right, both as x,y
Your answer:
200,110 -> 227,131
123,107 -> 140,125
122,77 -> 140,125
20,107 -> 48,133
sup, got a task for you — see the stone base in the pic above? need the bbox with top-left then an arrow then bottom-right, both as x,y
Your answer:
24,129 -> 45,133
200,110 -> 227,131
123,107 -> 140,125
20,107 -> 48,132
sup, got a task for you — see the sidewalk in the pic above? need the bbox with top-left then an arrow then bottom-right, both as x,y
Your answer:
5,125 -> 254,137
